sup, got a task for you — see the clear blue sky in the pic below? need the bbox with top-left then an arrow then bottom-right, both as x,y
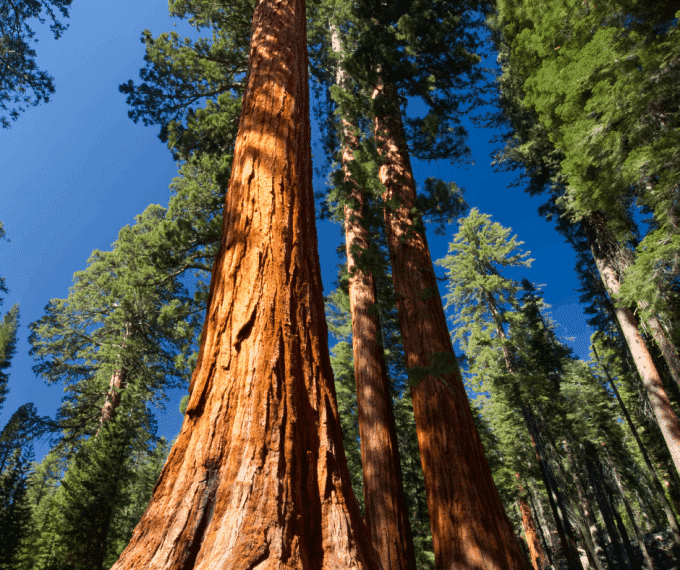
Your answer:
0,0 -> 591,464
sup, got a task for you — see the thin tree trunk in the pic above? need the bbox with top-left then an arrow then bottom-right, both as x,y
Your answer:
485,291 -> 581,570
518,496 -> 548,570
331,25 -> 417,570
109,0 -> 382,567
373,80 -> 529,570
583,213 -> 680,476
521,407 -> 583,570
583,443 -> 627,570
592,342 -> 680,545
96,324 -> 130,437
606,452 -> 653,570
529,482 -> 556,569
563,441 -> 605,570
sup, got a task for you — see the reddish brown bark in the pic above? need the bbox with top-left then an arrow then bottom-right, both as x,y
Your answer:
583,214 -> 680,476
343,179 -> 417,570
373,81 -> 529,570
331,26 -> 416,569
109,0 -> 382,567
517,497 -> 546,570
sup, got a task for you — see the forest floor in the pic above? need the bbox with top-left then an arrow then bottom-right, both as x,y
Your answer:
641,527 -> 680,569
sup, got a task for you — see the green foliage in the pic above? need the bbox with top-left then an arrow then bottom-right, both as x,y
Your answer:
489,0 -> 680,347
0,423 -> 33,569
29,162 -> 224,444
0,304 -> 19,414
119,0 -> 250,171
0,0 -> 72,127
17,400 -> 166,570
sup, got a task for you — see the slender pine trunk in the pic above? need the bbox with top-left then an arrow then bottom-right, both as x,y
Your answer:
583,213 -> 680,476
563,441 -> 605,570
528,482 -> 556,569
373,80 -> 529,570
109,0 -> 383,566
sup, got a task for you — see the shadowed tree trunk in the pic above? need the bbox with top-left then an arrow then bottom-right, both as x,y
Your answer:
592,342 -> 680,545
109,0 -> 383,567
583,213 -> 680,476
373,80 -> 529,570
330,25 -> 417,570
517,496 -> 547,570
529,480 -> 557,568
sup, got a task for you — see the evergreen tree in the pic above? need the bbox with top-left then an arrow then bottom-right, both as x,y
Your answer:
118,0 -> 249,183
109,0 -> 384,564
0,304 -> 18,415
0,0 -> 73,127
0,222 -> 19,415
0,415 -> 34,569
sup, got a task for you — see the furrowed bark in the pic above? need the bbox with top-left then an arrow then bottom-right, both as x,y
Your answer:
583,213 -> 680,477
109,0 -> 382,567
373,80 -> 529,570
330,25 -> 416,570
517,496 -> 547,570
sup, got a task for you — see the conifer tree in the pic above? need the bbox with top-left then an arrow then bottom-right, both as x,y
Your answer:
0,0 -> 73,127
109,0 -> 383,565
0,413 -> 34,569
0,223 -> 19,414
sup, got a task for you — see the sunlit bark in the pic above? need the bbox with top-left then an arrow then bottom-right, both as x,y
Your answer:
374,80 -> 529,570
583,213 -> 680,476
109,0 -> 382,567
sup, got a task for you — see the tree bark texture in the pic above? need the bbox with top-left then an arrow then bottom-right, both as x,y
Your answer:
330,25 -> 417,570
110,0 -> 383,568
528,483 -> 556,569
583,213 -> 680,477
517,497 -> 547,570
373,81 -> 529,570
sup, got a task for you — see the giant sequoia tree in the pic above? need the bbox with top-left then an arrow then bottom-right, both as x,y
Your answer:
109,0 -> 382,566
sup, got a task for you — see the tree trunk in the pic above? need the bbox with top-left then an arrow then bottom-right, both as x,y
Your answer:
607,453 -> 653,570
373,80 -> 529,570
582,443 -> 628,570
521,407 -> 583,570
96,324 -> 130,437
592,342 -> 680,545
109,0 -> 383,567
528,482 -> 557,569
563,441 -> 605,570
583,213 -> 680,476
485,292 -> 581,570
331,26 -> 417,570
517,496 -> 547,570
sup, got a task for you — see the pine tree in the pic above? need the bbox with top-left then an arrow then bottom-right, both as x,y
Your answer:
0,416 -> 34,569
0,0 -> 73,127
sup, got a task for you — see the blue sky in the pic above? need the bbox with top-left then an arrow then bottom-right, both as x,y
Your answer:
0,0 -> 591,464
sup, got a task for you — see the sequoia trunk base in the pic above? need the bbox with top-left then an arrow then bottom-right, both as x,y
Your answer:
109,0 -> 382,568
